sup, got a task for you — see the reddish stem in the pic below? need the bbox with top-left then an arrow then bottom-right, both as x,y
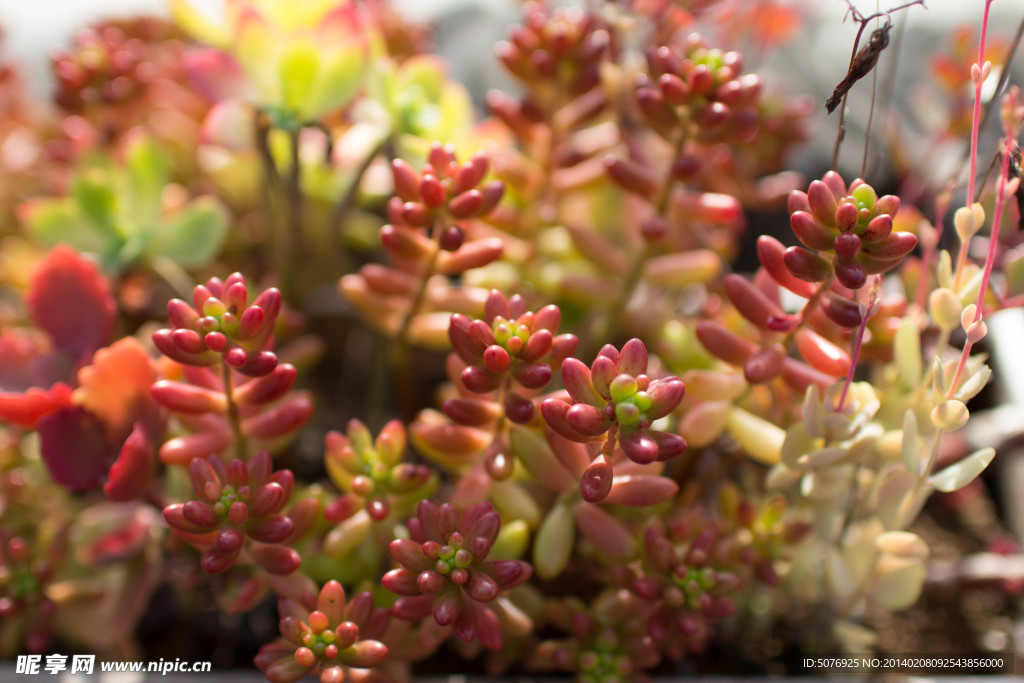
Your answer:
955,0 -> 994,286
837,278 -> 879,412
947,138 -> 1011,399
966,0 -> 992,208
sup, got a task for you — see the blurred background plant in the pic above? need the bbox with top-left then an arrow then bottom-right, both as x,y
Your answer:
0,0 -> 1023,679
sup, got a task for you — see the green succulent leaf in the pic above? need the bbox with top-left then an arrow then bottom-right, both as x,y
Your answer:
71,172 -> 118,235
534,503 -> 574,580
145,197 -> 228,268
24,200 -> 113,258
301,47 -> 365,121
124,136 -> 170,229
279,41 -> 321,122
900,410 -> 919,474
869,556 -> 926,611
929,447 -> 995,492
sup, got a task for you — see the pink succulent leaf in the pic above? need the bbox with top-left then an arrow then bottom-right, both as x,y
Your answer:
560,358 -> 603,405
604,474 -> 679,507
183,48 -> 251,103
620,431 -> 660,464
316,2 -> 366,45
617,338 -> 649,376
580,455 -> 614,503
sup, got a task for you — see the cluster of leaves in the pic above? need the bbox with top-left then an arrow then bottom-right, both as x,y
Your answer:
0,0 -> 1022,681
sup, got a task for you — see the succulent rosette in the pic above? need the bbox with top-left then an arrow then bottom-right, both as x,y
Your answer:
538,592 -> 660,683
153,273 -> 280,376
638,33 -> 761,143
324,419 -> 434,523
495,2 -> 610,98
390,143 -> 505,237
786,171 -> 916,290
621,524 -> 740,656
717,483 -> 810,585
339,143 -> 506,347
447,290 -> 578,418
163,450 -> 299,575
255,580 -> 389,683
383,501 -> 532,649
542,339 -> 686,464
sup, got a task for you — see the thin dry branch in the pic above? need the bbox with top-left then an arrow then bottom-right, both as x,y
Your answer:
831,0 -> 926,169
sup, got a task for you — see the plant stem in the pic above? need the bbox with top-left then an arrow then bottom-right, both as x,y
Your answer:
283,128 -> 305,288
970,13 -> 1024,200
867,16 -> 907,179
831,20 -> 873,170
947,138 -> 1011,399
954,0 -> 994,288
836,294 -> 874,412
913,186 -> 950,314
392,227 -> 442,418
831,1 -> 924,171
783,276 -> 834,348
222,360 -> 248,461
328,135 -> 392,257
600,243 -> 652,346
944,10 -> 1023,206
598,128 -> 688,346
860,54 -> 880,178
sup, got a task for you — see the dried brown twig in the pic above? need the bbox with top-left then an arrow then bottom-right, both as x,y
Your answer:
831,0 -> 926,169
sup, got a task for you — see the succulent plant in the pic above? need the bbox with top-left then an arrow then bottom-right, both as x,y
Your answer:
543,339 -> 686,466
163,451 -> 300,575
153,273 -> 280,376
384,501 -> 532,648
255,581 -> 389,683
324,419 -> 434,523
786,171 -> 915,290
0,0 -> 1016,678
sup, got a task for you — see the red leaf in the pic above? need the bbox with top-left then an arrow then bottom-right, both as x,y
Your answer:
38,405 -> 117,492
104,423 -> 156,502
26,245 -> 115,361
0,383 -> 72,429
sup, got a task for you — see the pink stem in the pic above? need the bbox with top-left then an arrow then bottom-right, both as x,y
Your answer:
837,279 -> 879,412
955,0 -> 994,286
966,0 -> 993,209
837,319 -> 868,412
947,138 -> 1011,399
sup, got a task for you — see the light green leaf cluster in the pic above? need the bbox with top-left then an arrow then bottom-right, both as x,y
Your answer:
23,137 -> 229,274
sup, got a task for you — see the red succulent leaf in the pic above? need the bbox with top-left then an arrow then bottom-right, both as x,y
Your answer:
0,383 -> 73,429
38,405 -> 118,491
26,245 -> 115,361
103,422 -> 156,502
